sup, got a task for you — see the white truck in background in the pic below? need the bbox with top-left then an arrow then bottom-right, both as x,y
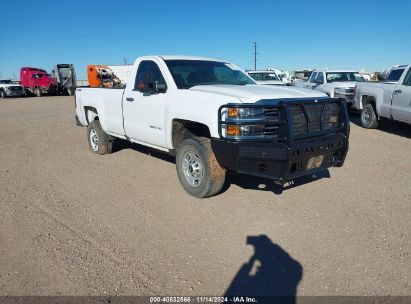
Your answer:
75,55 -> 349,198
294,70 -> 366,106
354,65 -> 411,128
108,65 -> 133,84
0,80 -> 25,98
247,70 -> 288,86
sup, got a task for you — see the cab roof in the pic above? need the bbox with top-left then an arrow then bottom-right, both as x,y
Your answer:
314,69 -> 358,73
157,55 -> 225,62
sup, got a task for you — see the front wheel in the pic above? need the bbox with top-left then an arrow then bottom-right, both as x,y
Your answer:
361,104 -> 378,129
0,90 -> 6,98
176,137 -> 226,198
35,88 -> 42,97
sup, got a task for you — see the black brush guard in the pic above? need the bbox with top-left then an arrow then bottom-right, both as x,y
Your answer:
211,97 -> 350,184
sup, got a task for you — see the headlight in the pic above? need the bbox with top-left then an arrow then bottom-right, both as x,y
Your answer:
335,87 -> 354,95
226,125 -> 265,137
334,87 -> 346,94
220,105 -> 281,140
228,107 -> 265,118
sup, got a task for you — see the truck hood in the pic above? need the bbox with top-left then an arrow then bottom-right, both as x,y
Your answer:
188,84 -> 326,102
255,80 -> 287,86
0,83 -> 23,89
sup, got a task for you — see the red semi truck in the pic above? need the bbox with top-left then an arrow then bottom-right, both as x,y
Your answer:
20,67 -> 58,97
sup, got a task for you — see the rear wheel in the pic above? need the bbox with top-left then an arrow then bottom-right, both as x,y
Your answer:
361,103 -> 378,129
87,120 -> 113,155
176,137 -> 225,198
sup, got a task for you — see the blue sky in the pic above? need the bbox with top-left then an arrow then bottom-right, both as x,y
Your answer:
0,0 -> 410,79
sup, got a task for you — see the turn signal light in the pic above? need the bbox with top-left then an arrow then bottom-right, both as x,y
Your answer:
228,108 -> 239,117
227,125 -> 241,136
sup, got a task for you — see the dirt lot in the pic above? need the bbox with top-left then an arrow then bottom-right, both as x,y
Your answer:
0,96 -> 410,296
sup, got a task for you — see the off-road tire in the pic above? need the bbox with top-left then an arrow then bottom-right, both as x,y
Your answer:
0,90 -> 6,98
361,103 -> 378,129
87,120 -> 113,155
176,137 -> 225,198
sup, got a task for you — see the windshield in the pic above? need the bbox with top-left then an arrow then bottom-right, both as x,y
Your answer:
326,72 -> 365,82
33,73 -> 49,78
294,71 -> 312,80
249,72 -> 280,81
165,60 -> 255,89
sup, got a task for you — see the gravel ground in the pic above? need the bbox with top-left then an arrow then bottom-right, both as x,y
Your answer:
0,96 -> 410,296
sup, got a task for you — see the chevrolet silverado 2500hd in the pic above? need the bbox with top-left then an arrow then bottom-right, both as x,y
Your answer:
75,56 -> 350,198
0,80 -> 25,98
355,65 -> 411,128
295,70 -> 366,106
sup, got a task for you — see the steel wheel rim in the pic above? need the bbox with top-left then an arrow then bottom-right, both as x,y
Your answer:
89,129 -> 99,151
182,150 -> 204,187
362,107 -> 371,124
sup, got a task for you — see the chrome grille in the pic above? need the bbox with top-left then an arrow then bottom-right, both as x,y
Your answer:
263,126 -> 278,136
9,86 -> 23,92
264,108 -> 280,116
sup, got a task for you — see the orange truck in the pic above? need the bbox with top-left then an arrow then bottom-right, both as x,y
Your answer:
87,65 -> 121,88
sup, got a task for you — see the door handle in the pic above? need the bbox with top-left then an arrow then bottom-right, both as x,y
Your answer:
393,89 -> 402,94
126,97 -> 134,102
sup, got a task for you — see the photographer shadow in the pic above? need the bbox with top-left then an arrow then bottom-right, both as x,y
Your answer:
225,235 -> 302,303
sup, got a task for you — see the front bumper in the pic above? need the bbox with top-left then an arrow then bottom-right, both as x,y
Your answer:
211,132 -> 348,183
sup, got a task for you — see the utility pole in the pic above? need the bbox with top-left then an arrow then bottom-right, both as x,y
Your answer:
122,58 -> 128,65
252,42 -> 258,70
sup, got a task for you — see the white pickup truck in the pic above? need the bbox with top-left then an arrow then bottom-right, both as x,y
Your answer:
0,80 -> 25,98
294,70 -> 366,106
75,55 -> 350,198
354,65 -> 411,128
247,70 -> 288,86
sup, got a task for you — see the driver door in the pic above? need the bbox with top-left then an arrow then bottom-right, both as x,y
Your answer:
391,68 -> 411,123
123,59 -> 168,147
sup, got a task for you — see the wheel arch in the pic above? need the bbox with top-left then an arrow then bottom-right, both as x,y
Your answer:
360,95 -> 377,112
171,119 -> 211,150
84,106 -> 99,125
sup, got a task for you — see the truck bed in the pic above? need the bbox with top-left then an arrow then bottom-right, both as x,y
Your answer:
76,87 -> 126,137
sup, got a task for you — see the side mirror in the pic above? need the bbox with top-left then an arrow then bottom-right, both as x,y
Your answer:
315,79 -> 324,84
137,81 -> 167,94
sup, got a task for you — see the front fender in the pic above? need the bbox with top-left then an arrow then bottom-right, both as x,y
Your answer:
164,91 -> 238,149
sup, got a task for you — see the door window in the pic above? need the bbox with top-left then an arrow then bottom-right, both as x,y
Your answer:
402,69 -> 411,86
134,61 -> 166,91
386,69 -> 405,82
316,72 -> 324,83
310,72 -> 318,82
